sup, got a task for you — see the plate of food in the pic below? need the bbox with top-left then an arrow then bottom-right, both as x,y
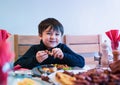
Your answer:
48,69 -> 88,85
32,64 -> 73,77
48,68 -> 120,85
7,75 -> 51,85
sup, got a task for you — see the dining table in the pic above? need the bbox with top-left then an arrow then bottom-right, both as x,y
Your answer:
7,64 -> 103,85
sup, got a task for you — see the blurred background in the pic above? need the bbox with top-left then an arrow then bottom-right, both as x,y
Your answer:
0,0 -> 120,47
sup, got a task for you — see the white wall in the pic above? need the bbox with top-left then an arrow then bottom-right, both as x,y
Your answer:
0,0 -> 120,48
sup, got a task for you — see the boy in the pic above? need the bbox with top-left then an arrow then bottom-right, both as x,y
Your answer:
14,18 -> 85,69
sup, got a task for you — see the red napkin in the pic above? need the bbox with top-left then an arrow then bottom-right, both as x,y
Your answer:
105,29 -> 120,50
13,64 -> 22,70
0,29 -> 10,41
13,64 -> 29,71
0,29 -> 14,85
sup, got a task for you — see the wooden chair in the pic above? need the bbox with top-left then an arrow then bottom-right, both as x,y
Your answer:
11,34 -> 65,61
64,34 -> 102,65
12,34 -> 40,61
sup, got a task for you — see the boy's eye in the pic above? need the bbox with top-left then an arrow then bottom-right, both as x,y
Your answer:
56,33 -> 60,36
46,32 -> 51,35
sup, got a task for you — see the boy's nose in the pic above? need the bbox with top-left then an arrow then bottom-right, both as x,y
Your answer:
50,34 -> 56,39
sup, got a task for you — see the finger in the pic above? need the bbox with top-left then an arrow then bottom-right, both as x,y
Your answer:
37,51 -> 45,55
42,54 -> 48,60
40,51 -> 48,56
36,51 -> 47,60
38,54 -> 48,63
52,48 -> 59,54
54,50 -> 60,58
45,50 -> 49,54
59,55 -> 63,59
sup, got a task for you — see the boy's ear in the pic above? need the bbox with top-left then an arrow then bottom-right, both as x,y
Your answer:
39,34 -> 42,39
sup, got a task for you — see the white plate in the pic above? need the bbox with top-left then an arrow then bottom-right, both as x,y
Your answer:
48,69 -> 88,85
7,70 -> 50,85
14,70 -> 32,75
48,65 -> 92,85
48,70 -> 64,85
7,76 -> 50,85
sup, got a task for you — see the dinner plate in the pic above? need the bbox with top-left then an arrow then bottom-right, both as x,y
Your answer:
7,70 -> 50,85
32,64 -> 57,77
7,75 -> 50,85
32,64 -> 73,77
48,69 -> 88,85
48,65 -> 92,85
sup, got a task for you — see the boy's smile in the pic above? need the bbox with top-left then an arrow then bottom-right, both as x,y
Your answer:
39,26 -> 62,49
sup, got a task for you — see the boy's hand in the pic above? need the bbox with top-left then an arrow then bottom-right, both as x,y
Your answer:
45,50 -> 53,56
36,51 -> 48,63
52,48 -> 64,59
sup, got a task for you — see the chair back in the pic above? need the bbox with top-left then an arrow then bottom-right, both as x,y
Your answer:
65,34 -> 102,53
13,34 -> 40,61
64,34 -> 102,65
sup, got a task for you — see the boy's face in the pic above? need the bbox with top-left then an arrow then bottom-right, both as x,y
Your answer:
39,26 -> 62,49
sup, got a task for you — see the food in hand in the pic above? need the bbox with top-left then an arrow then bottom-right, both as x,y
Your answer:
45,50 -> 53,56
48,51 -> 53,56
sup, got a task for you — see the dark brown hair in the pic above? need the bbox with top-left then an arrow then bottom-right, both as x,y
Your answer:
38,18 -> 64,36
